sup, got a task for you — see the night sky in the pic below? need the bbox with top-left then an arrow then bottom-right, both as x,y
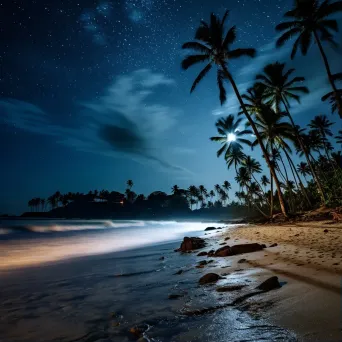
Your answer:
1,0 -> 341,214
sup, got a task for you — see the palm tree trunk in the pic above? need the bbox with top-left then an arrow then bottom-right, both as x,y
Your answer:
283,149 -> 312,207
223,68 -> 288,218
281,98 -> 326,203
313,31 -> 342,119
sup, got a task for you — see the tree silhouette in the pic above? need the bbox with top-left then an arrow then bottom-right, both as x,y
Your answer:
182,10 -> 288,217
276,0 -> 342,118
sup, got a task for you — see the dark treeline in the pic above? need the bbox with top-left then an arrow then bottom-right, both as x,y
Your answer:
181,0 -> 342,219
26,180 -> 253,219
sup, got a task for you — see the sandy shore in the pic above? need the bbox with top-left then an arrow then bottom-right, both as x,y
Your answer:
214,220 -> 342,341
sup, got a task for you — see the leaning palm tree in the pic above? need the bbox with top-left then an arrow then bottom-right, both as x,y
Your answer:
256,62 -> 325,203
222,181 -> 232,192
182,10 -> 289,217
214,184 -> 221,195
210,115 -> 252,158
241,83 -> 266,116
275,0 -> 342,118
322,73 -> 342,115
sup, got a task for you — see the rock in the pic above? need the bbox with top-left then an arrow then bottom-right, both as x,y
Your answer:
179,237 -> 206,251
214,246 -> 232,257
216,285 -> 245,292
217,227 -> 222,230
207,249 -> 215,256
324,229 -> 329,233
196,265 -> 205,268
174,270 -> 183,275
129,324 -> 149,337
238,258 -> 247,263
219,242 -> 227,245
159,256 -> 165,260
207,260 -> 214,263
225,237 -> 230,241
269,243 -> 278,247
198,260 -> 208,266
199,273 -> 221,285
168,294 -> 184,299
205,226 -> 216,231
197,251 -> 208,256
256,276 -> 281,292
230,243 -> 264,255
214,243 -> 264,257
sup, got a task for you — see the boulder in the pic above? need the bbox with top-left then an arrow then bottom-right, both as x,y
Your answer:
238,258 -> 247,263
256,276 -> 281,292
225,237 -> 230,241
205,227 -> 216,231
197,251 -> 208,256
174,270 -> 183,275
199,273 -> 221,285
324,229 -> 329,233
178,237 -> 206,251
159,256 -> 165,260
269,243 -> 278,248
219,242 -> 227,245
230,243 -> 264,255
213,243 -> 264,257
214,246 -> 232,257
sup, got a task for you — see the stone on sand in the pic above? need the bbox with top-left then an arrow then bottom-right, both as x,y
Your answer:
199,273 -> 221,285
257,276 -> 281,292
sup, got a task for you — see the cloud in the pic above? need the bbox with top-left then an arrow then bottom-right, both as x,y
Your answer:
1,69 -> 192,174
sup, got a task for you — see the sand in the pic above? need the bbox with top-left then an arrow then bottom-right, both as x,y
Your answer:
213,220 -> 342,342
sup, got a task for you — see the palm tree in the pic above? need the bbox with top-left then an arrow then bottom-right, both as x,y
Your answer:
225,146 -> 247,172
256,63 -> 325,203
297,162 -> 311,182
256,62 -> 309,113
261,175 -> 270,192
309,115 -> 334,160
171,185 -> 180,195
182,10 -> 289,217
241,83 -> 266,115
241,156 -> 266,196
210,115 -> 252,158
275,0 -> 342,118
222,181 -> 231,193
219,190 -> 228,206
126,180 -> 133,189
188,185 -> 199,209
209,190 -> 215,202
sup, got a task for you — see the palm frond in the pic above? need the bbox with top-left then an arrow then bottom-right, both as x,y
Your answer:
190,63 -> 212,93
222,25 -> 236,48
276,28 -> 301,47
228,48 -> 256,59
181,54 -> 209,70
182,42 -> 211,53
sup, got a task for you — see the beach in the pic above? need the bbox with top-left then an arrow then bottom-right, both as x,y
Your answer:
0,219 -> 341,341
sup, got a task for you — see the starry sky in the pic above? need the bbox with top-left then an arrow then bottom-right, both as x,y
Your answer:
1,0 -> 341,214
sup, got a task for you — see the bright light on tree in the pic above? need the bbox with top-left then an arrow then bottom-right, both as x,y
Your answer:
227,133 -> 236,142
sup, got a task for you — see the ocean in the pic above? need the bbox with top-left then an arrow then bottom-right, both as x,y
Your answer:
0,219 -> 296,341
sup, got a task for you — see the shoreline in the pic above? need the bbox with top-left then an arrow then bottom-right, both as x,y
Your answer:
215,220 -> 342,341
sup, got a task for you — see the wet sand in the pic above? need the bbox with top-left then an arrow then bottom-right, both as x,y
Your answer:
219,220 -> 342,341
